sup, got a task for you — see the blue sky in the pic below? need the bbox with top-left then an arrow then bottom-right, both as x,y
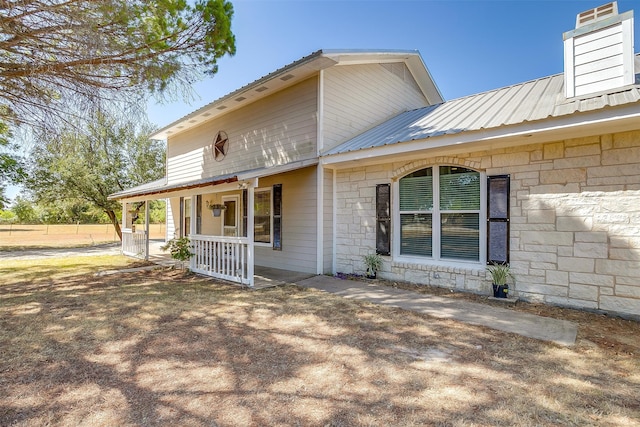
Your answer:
6,0 -> 640,203
147,0 -> 640,127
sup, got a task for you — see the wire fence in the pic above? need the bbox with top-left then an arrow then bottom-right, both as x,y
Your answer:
0,223 -> 166,248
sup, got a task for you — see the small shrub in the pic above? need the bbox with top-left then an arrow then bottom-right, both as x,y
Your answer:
161,237 -> 193,270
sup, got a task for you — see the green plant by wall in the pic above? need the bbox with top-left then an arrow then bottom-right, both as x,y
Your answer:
363,252 -> 383,278
487,263 -> 513,285
161,237 -> 193,270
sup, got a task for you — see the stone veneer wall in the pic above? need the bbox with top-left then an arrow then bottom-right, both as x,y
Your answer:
334,130 -> 640,319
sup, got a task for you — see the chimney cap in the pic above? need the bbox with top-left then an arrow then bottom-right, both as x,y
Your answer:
576,2 -> 618,28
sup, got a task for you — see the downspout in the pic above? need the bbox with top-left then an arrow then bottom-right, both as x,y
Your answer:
247,179 -> 256,287
316,69 -> 325,275
332,166 -> 337,275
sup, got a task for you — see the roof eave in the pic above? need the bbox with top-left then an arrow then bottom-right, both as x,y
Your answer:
150,50 -> 334,140
321,103 -> 640,167
151,49 -> 443,140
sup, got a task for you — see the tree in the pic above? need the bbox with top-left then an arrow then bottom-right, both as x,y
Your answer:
11,196 -> 37,223
0,123 -> 23,208
24,111 -> 165,239
0,0 -> 236,128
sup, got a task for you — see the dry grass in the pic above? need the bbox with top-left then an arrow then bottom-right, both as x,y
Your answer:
1,257 -> 639,426
0,224 -> 165,249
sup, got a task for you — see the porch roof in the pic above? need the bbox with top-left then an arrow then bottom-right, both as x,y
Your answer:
108,158 -> 319,201
108,174 -> 237,201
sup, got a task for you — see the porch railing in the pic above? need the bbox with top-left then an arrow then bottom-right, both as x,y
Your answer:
190,234 -> 252,286
122,228 -> 148,259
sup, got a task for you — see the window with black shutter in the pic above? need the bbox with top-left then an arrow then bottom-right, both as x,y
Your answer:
376,184 -> 391,255
487,175 -> 510,264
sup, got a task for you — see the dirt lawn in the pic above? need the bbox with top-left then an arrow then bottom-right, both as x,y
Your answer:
0,256 -> 639,426
0,224 -> 165,249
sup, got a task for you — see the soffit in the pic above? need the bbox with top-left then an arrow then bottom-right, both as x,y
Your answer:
151,50 -> 443,140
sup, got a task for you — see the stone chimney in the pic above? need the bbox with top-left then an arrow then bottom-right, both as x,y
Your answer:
563,2 -> 635,98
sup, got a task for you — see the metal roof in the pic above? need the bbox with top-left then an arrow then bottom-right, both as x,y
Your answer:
109,158 -> 319,200
325,56 -> 640,156
107,175 -> 237,200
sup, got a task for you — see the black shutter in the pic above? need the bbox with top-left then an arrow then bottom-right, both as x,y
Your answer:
376,184 -> 391,256
179,197 -> 184,238
242,189 -> 247,238
273,184 -> 282,250
196,195 -> 202,234
487,175 -> 510,264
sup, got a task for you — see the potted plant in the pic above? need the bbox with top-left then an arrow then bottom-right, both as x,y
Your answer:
487,263 -> 514,298
205,201 -> 226,217
363,252 -> 383,279
161,236 -> 194,270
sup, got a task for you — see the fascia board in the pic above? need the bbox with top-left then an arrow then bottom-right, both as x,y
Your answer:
321,104 -> 640,167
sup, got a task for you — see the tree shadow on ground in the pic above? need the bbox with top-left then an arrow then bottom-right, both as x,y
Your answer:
0,270 -> 638,426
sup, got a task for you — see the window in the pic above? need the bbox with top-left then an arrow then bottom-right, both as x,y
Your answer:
398,166 -> 481,263
196,195 -> 202,234
254,189 -> 271,244
252,185 -> 283,248
183,197 -> 191,236
376,184 -> 391,256
223,196 -> 239,237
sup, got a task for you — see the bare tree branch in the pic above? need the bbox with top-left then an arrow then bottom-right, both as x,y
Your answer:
0,0 -> 235,129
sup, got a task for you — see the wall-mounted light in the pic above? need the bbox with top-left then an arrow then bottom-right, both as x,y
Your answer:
238,182 -> 248,189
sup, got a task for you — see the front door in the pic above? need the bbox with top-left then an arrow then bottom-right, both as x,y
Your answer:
222,196 -> 239,237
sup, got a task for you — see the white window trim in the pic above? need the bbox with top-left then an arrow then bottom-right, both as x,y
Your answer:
253,187 -> 273,247
392,166 -> 487,268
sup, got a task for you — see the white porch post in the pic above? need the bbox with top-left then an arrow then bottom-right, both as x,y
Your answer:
189,196 -> 197,270
144,200 -> 150,261
121,201 -> 126,254
247,182 -> 255,287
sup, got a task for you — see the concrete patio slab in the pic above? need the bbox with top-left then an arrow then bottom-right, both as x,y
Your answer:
296,275 -> 578,347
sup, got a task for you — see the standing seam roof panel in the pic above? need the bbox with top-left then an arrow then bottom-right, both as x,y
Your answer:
324,60 -> 640,157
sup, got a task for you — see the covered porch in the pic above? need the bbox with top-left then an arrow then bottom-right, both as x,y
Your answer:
143,239 -> 314,289
109,161 -> 321,289
117,176 -> 260,287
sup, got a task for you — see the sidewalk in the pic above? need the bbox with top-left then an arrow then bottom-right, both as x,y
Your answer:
296,275 -> 578,347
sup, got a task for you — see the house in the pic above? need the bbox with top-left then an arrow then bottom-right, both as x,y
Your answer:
109,49 -> 443,285
111,2 -> 640,319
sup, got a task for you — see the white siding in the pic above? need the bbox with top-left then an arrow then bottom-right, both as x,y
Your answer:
167,197 -> 180,239
323,168 -> 334,274
255,167 -> 318,273
165,198 -> 175,241
166,77 -> 318,185
322,63 -> 429,153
